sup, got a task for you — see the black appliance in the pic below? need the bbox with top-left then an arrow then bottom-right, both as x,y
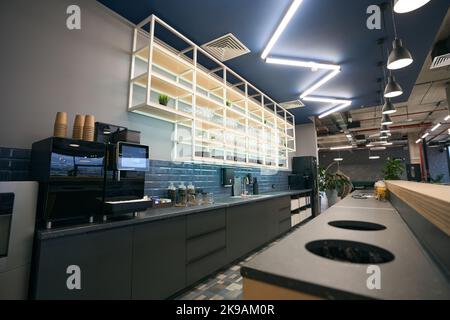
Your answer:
406,164 -> 422,182
221,168 -> 235,187
32,137 -> 106,228
101,141 -> 150,220
289,156 -> 320,216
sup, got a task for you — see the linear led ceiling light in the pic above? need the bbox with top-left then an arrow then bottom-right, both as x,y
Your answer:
319,101 -> 352,119
302,97 -> 350,104
415,138 -> 422,144
334,158 -> 344,162
431,123 -> 441,132
300,69 -> 341,99
369,156 -> 381,160
444,115 -> 450,121
261,0 -> 304,59
330,145 -> 353,150
394,0 -> 432,13
421,132 -> 429,139
265,57 -> 340,71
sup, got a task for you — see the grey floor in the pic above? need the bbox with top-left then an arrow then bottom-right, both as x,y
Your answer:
174,227 -> 298,300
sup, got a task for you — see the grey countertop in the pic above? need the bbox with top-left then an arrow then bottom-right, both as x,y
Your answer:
241,191 -> 450,299
37,189 -> 311,240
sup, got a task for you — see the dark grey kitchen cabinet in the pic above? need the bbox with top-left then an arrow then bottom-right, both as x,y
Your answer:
186,209 -> 227,286
226,201 -> 268,262
33,227 -> 133,300
132,216 -> 186,300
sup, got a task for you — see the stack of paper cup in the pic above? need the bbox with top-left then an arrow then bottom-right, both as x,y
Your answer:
72,114 -> 85,140
53,112 -> 68,138
83,115 -> 95,142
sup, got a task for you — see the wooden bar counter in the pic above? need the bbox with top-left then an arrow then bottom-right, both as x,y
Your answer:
386,181 -> 450,236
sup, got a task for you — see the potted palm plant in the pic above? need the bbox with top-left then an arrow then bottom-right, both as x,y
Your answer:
382,157 -> 404,180
319,163 -> 352,207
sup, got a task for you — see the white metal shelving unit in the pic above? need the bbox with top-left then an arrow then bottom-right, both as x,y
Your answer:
128,15 -> 296,170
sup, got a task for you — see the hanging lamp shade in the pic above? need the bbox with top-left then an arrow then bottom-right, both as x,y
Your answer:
384,75 -> 403,98
382,99 -> 397,114
381,114 -> 393,125
380,125 -> 390,133
394,0 -> 432,13
387,38 -> 413,70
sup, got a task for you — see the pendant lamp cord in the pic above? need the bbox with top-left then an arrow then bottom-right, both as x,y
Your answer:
390,0 -> 398,38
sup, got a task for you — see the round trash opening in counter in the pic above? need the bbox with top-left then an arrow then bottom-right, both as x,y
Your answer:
305,240 -> 395,264
328,220 -> 387,231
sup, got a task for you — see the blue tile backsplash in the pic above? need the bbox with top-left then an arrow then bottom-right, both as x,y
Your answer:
0,146 -> 290,197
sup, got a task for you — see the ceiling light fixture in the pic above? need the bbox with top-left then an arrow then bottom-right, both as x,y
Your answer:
371,147 -> 387,151
334,158 -> 344,162
318,101 -> 352,119
444,115 -> 450,121
431,123 -> 441,132
369,156 -> 381,160
366,143 -> 375,147
381,114 -> 393,125
421,132 -> 429,139
388,2 -> 413,70
330,145 -> 353,150
302,97 -> 351,104
261,0 -> 304,59
265,57 -> 340,70
393,0 -> 432,13
383,142 -> 393,146
415,138 -> 421,144
380,125 -> 390,133
384,75 -> 403,98
300,69 -> 341,99
382,99 -> 397,114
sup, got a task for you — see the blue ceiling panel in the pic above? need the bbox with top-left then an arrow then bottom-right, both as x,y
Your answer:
98,0 -> 449,124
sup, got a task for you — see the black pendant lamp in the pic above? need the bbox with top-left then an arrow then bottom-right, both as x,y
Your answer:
381,113 -> 393,125
380,125 -> 390,133
382,98 -> 397,114
384,75 -> 403,98
387,1 -> 413,70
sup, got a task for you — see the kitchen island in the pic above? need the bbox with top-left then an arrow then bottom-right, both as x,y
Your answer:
241,190 -> 450,300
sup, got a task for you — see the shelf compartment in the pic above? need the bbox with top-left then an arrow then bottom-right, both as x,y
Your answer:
131,101 -> 194,123
132,72 -> 193,98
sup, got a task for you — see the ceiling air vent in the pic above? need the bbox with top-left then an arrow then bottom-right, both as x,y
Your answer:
430,37 -> 450,69
280,100 -> 305,110
201,33 -> 250,62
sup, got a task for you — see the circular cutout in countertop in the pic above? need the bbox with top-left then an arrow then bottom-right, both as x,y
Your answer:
305,239 -> 395,264
328,220 -> 387,231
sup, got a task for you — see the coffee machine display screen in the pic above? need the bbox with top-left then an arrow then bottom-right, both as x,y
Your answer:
117,143 -> 149,171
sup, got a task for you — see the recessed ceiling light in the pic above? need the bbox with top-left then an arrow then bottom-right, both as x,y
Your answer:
265,57 -> 340,70
394,0 -> 432,13
318,101 -> 352,119
431,123 -> 441,132
261,0 -> 304,59
330,145 -> 353,150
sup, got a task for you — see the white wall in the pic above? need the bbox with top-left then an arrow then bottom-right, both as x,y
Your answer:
292,120 -> 318,161
0,0 -> 174,160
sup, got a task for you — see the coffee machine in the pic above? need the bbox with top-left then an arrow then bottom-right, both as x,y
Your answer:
32,137 -> 106,228
31,126 -> 150,228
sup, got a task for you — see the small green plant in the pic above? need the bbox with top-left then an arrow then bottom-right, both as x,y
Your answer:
226,100 -> 232,107
382,157 -> 404,180
158,94 -> 169,106
430,174 -> 444,184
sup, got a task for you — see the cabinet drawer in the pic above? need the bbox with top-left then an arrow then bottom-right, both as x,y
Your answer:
186,229 -> 226,263
186,248 -> 227,286
186,209 -> 226,239
278,206 -> 291,221
279,217 -> 291,234
271,196 -> 290,210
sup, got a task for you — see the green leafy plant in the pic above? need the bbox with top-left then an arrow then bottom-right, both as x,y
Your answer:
226,100 -> 232,107
430,174 -> 444,184
158,94 -> 169,106
382,157 -> 404,180
319,164 -> 352,192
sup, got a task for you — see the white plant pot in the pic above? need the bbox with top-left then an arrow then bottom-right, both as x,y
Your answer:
326,189 -> 338,207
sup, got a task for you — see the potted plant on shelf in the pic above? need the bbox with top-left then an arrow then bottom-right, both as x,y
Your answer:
226,100 -> 232,107
158,94 -> 169,106
382,157 -> 404,180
